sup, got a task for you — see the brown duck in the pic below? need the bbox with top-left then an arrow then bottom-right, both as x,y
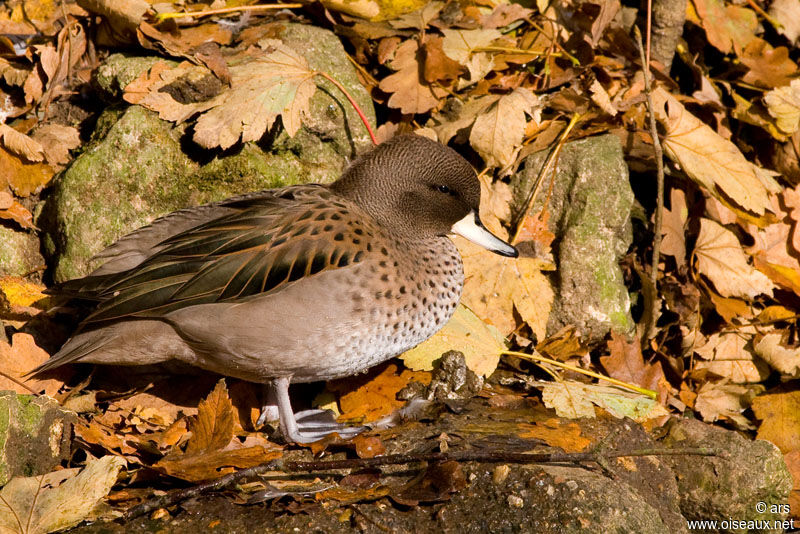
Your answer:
32,134 -> 517,443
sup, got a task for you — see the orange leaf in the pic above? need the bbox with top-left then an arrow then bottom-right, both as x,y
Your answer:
186,379 -> 235,454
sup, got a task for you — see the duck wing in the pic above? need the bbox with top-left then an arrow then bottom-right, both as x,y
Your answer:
60,185 -> 373,325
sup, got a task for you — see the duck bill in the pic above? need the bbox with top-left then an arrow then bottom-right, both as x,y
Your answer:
451,211 -> 518,258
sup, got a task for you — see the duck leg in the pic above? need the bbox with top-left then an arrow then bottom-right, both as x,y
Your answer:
266,377 -> 366,443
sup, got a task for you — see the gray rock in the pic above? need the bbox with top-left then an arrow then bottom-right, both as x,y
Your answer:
0,391 -> 74,486
39,23 -> 375,282
0,225 -> 43,277
662,418 -> 792,533
513,134 -> 635,343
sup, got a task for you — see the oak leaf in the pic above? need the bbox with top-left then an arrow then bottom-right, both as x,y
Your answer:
379,39 -> 447,114
740,39 -> 799,89
694,218 -> 774,300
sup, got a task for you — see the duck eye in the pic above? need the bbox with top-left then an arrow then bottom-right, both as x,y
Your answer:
437,185 -> 451,194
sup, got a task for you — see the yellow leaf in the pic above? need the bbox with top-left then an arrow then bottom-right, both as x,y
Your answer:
401,304 -> 507,377
764,79 -> 800,135
752,388 -> 800,453
469,87 -> 541,168
540,382 -> 668,422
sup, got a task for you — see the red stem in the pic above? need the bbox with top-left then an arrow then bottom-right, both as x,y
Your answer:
314,71 -> 378,146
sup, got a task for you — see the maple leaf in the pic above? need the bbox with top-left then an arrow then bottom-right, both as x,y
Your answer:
653,88 -> 780,216
0,147 -> 54,198
0,455 -> 125,534
740,39 -> 799,89
401,304 -> 507,378
469,87 -> 541,168
193,39 -> 316,148
332,363 -> 431,422
694,218 -> 775,300
379,39 -> 447,114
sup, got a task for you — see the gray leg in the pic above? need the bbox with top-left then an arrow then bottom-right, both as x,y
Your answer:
271,377 -> 367,443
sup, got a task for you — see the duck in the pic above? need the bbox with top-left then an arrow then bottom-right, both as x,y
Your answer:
31,134 -> 518,443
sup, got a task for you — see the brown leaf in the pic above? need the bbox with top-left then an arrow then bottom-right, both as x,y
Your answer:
155,446 -> 282,482
0,124 -> 44,161
517,419 -> 591,452
31,124 -> 81,167
391,461 -> 465,506
694,330 -> 769,383
661,188 -> 688,265
0,193 -> 34,229
752,387 -> 800,453
334,362 -> 431,422
600,332 -> 667,393
469,87 -> 540,168
0,146 -> 55,198
422,36 -> 462,84
692,0 -> 758,54
186,379 -> 235,454
740,39 -> 799,89
353,435 -> 386,458
0,333 -> 69,397
379,39 -> 447,114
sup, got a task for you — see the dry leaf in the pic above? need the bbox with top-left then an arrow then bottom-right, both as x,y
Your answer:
661,188 -> 688,265
30,124 -> 81,166
469,88 -> 540,168
740,39 -> 799,89
422,36 -> 463,84
769,0 -> 800,43
752,388 -> 800,453
694,382 -> 761,427
0,147 -> 54,198
0,124 -> 44,162
517,419 -> 591,452
185,379 -> 234,454
0,333 -> 67,397
379,39 -> 447,114
653,87 -> 780,215
539,381 -> 668,422
765,80 -> 800,136
588,79 -> 617,116
600,332 -> 667,392
692,0 -> 758,54
441,29 -> 501,64
694,218 -> 775,300
0,455 -> 125,534
694,330 -> 769,383
401,304 -> 507,377
754,332 -> 800,376
335,363 -> 431,422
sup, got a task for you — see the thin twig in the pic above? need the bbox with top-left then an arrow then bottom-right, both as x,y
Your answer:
633,26 -> 665,342
123,446 -> 720,520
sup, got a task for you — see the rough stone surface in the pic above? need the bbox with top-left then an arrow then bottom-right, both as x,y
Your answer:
0,225 -> 43,277
39,23 -> 375,282
513,134 -> 635,343
662,417 -> 792,533
0,391 -> 74,486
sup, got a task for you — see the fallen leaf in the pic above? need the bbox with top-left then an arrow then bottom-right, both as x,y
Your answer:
517,419 -> 591,451
441,29 -> 501,64
769,0 -> 800,43
693,330 -> 769,383
754,331 -> 800,376
469,87 -> 541,168
752,388 -> 800,453
388,2 -> 444,30
0,147 -> 54,198
185,379 -> 235,454
661,188 -> 688,264
539,381 -> 668,422
30,124 -> 81,166
379,39 -> 447,114
422,35 -> 462,84
740,39 -> 799,89
0,455 -> 125,534
692,0 -> 758,54
401,304 -> 507,377
155,446 -> 282,483
694,381 -> 761,427
653,88 -> 780,216
0,124 -> 44,162
335,363 -> 431,422
765,80 -> 800,136
600,332 -> 667,392
694,218 -> 775,300
0,333 -> 67,397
